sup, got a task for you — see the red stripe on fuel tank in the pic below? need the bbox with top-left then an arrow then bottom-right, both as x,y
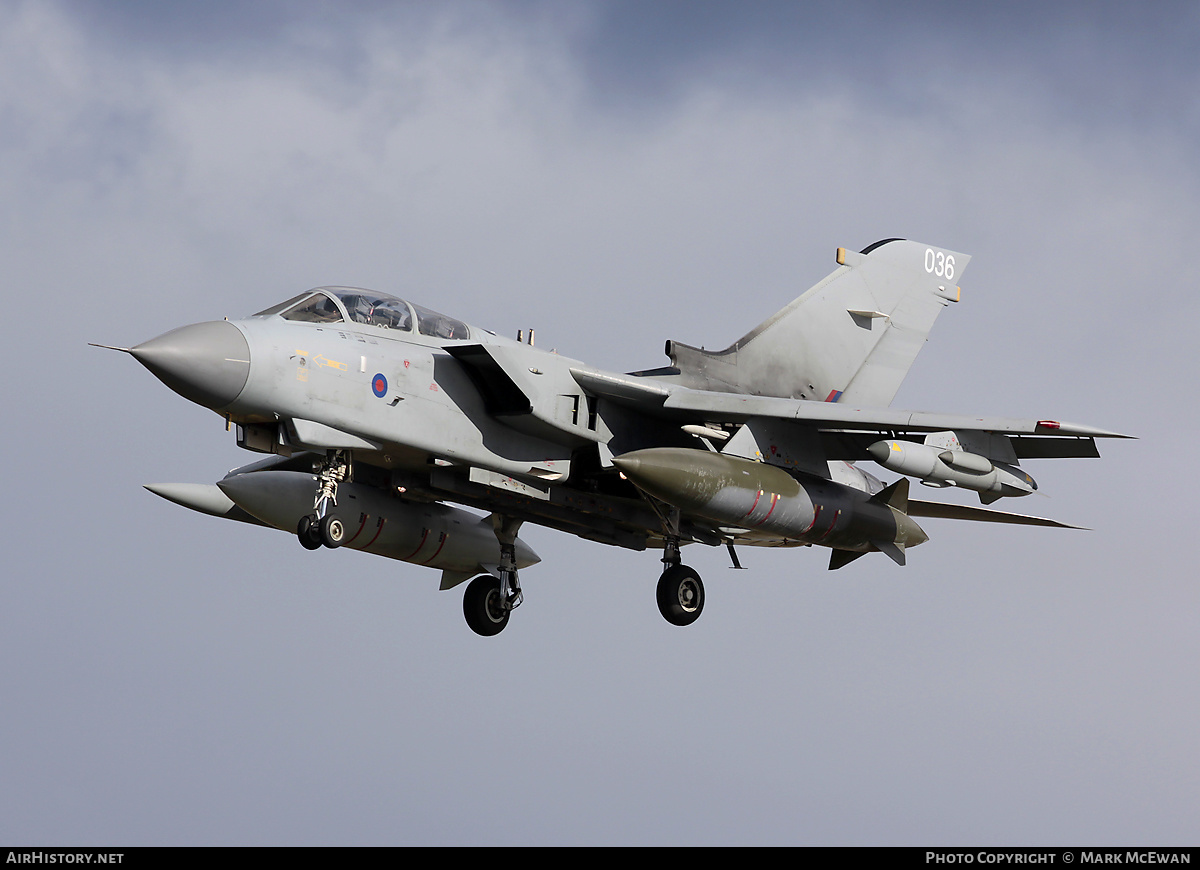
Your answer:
752,493 -> 779,528
420,532 -> 448,565
816,510 -> 841,541
346,512 -> 369,545
364,517 -> 387,550
403,528 -> 429,559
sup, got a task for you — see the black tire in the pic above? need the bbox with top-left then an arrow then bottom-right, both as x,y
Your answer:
319,514 -> 345,549
463,575 -> 510,637
297,514 -> 322,551
656,564 -> 705,626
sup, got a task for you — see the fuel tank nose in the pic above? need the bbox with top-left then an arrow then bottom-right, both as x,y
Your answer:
892,508 -> 929,548
130,320 -> 251,410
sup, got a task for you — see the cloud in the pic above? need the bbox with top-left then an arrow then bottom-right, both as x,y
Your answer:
3,0 -> 1196,845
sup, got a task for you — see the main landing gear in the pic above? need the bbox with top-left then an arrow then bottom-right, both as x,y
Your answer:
462,515 -> 524,637
296,450 -> 350,551
658,563 -> 705,626
655,509 -> 705,627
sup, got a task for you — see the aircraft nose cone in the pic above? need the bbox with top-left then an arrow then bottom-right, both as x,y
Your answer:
131,321 -> 250,410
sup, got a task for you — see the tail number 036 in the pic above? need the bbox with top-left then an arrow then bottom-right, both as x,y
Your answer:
924,248 -> 955,280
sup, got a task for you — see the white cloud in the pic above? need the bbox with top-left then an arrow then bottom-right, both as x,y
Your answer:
4,0 -> 1196,844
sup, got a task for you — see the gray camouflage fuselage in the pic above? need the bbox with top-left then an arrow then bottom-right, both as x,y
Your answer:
110,240 -> 1128,618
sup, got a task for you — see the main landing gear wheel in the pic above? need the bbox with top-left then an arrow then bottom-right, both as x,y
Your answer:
463,575 -> 511,637
297,514 -> 322,550
657,564 -> 705,626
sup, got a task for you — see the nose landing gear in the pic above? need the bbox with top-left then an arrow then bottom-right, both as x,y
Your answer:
655,521 -> 705,626
296,450 -> 350,550
657,563 -> 705,626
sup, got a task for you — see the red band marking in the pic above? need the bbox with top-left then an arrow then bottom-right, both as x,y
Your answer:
743,489 -> 763,518
364,517 -> 387,550
802,506 -> 821,534
816,510 -> 841,542
752,493 -> 779,528
420,532 -> 448,565
403,528 -> 429,560
346,512 -> 369,545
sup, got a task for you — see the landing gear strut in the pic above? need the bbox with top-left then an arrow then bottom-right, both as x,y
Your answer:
296,450 -> 350,550
463,515 -> 524,637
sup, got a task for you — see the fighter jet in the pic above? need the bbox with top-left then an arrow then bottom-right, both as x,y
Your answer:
94,239 -> 1129,635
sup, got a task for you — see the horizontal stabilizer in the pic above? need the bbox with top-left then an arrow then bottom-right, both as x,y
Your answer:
908,500 -> 1087,529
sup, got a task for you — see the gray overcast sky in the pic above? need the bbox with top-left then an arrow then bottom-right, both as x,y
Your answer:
3,0 -> 1196,845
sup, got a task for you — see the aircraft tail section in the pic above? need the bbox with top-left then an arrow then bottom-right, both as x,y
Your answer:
664,239 -> 970,407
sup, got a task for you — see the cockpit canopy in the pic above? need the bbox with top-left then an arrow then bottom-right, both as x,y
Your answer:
254,287 -> 470,340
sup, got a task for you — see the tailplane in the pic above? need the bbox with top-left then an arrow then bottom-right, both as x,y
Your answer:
663,239 -> 970,407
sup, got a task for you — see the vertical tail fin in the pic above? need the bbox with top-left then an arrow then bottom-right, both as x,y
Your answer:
664,239 -> 970,407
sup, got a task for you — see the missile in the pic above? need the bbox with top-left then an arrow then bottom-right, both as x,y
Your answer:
611,448 -> 927,566
866,440 -> 1036,503
148,470 -> 539,578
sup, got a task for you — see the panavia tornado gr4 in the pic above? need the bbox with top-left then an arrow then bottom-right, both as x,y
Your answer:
94,239 -> 1129,636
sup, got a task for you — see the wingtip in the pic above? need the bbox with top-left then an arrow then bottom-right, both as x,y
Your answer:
1037,420 -> 1136,439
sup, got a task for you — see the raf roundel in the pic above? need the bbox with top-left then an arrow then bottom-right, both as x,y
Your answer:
371,373 -> 388,398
